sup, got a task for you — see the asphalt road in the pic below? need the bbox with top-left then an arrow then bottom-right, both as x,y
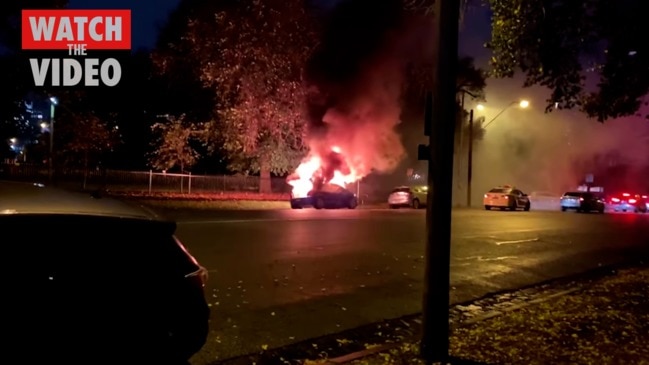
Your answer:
164,208 -> 649,364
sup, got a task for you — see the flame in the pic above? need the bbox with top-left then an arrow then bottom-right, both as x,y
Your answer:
287,146 -> 360,198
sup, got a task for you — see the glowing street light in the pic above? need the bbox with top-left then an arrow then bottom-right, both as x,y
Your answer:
9,138 -> 17,144
482,99 -> 531,129
40,122 -> 48,129
476,104 -> 485,111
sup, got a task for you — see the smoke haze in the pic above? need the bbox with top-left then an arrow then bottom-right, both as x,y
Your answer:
460,76 -> 649,207
304,0 -> 427,181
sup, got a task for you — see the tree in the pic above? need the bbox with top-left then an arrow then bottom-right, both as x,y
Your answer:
56,111 -> 120,188
181,0 -> 316,192
488,0 -> 649,121
149,114 -> 200,173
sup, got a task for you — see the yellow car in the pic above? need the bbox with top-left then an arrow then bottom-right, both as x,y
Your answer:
484,185 -> 531,211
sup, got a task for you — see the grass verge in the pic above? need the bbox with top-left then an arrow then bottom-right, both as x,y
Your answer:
343,265 -> 649,364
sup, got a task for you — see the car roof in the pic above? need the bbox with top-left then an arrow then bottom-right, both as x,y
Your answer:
0,181 -> 163,221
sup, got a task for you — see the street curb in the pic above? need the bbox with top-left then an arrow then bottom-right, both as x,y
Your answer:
461,288 -> 580,325
323,344 -> 397,364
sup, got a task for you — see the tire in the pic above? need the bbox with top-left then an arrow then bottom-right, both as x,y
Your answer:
412,199 -> 420,209
290,203 -> 302,209
484,205 -> 491,210
524,202 -> 531,211
389,204 -> 399,209
599,208 -> 605,214
314,198 -> 325,209
348,197 -> 358,209
561,207 -> 567,212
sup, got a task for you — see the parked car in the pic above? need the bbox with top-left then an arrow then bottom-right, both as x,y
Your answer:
608,192 -> 648,213
290,183 -> 358,209
387,185 -> 428,209
560,191 -> 605,213
1,181 -> 210,364
483,185 -> 531,211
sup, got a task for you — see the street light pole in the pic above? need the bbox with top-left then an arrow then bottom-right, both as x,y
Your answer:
466,109 -> 474,208
48,97 -> 57,184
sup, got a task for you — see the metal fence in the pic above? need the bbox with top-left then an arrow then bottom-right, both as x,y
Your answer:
0,164 -> 291,194
0,164 -> 391,203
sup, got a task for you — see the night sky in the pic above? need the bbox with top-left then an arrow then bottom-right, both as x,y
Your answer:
67,0 -> 182,50
67,0 -> 493,59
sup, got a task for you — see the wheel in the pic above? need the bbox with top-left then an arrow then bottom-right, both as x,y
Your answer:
484,205 -> 491,210
314,198 -> 325,209
524,202 -> 531,211
348,197 -> 358,209
599,208 -> 605,214
412,199 -> 420,209
389,204 -> 399,209
561,207 -> 567,212
290,203 -> 302,209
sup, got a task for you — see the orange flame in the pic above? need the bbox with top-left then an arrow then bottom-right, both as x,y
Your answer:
287,146 -> 360,198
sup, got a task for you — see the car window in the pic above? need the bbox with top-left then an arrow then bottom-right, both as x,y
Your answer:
489,188 -> 512,193
392,187 -> 411,193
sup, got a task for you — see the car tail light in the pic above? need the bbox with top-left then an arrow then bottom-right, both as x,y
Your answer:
643,195 -> 648,199
579,197 -> 584,201
629,199 -> 637,204
484,194 -> 488,198
623,193 -> 630,197
611,197 -> 620,203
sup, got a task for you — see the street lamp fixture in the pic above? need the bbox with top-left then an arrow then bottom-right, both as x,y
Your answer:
476,104 -> 485,111
482,99 -> 531,129
49,97 -> 58,105
40,122 -> 48,129
9,138 -> 17,144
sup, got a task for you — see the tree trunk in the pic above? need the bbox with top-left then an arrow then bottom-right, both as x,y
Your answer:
259,157 -> 272,194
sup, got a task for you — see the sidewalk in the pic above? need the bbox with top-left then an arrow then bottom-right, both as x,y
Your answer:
213,261 -> 649,365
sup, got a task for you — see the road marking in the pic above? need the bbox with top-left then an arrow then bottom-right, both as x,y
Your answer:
495,238 -> 540,245
456,256 -> 518,261
460,229 -> 539,238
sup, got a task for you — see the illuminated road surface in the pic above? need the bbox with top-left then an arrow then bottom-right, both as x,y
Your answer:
164,208 -> 649,364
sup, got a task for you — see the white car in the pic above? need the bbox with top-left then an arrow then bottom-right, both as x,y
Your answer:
388,185 -> 427,209
484,185 -> 531,211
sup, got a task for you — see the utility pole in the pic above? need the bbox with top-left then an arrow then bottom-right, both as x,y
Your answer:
48,100 -> 56,184
466,109 -> 473,208
420,0 -> 460,363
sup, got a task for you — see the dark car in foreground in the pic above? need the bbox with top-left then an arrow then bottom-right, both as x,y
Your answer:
560,191 -> 605,213
290,183 -> 358,209
608,192 -> 648,213
1,181 -> 209,364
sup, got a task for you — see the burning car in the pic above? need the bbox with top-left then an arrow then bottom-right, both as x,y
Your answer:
290,183 -> 358,209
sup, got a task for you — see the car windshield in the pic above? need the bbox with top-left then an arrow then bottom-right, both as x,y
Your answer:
489,188 -> 512,193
